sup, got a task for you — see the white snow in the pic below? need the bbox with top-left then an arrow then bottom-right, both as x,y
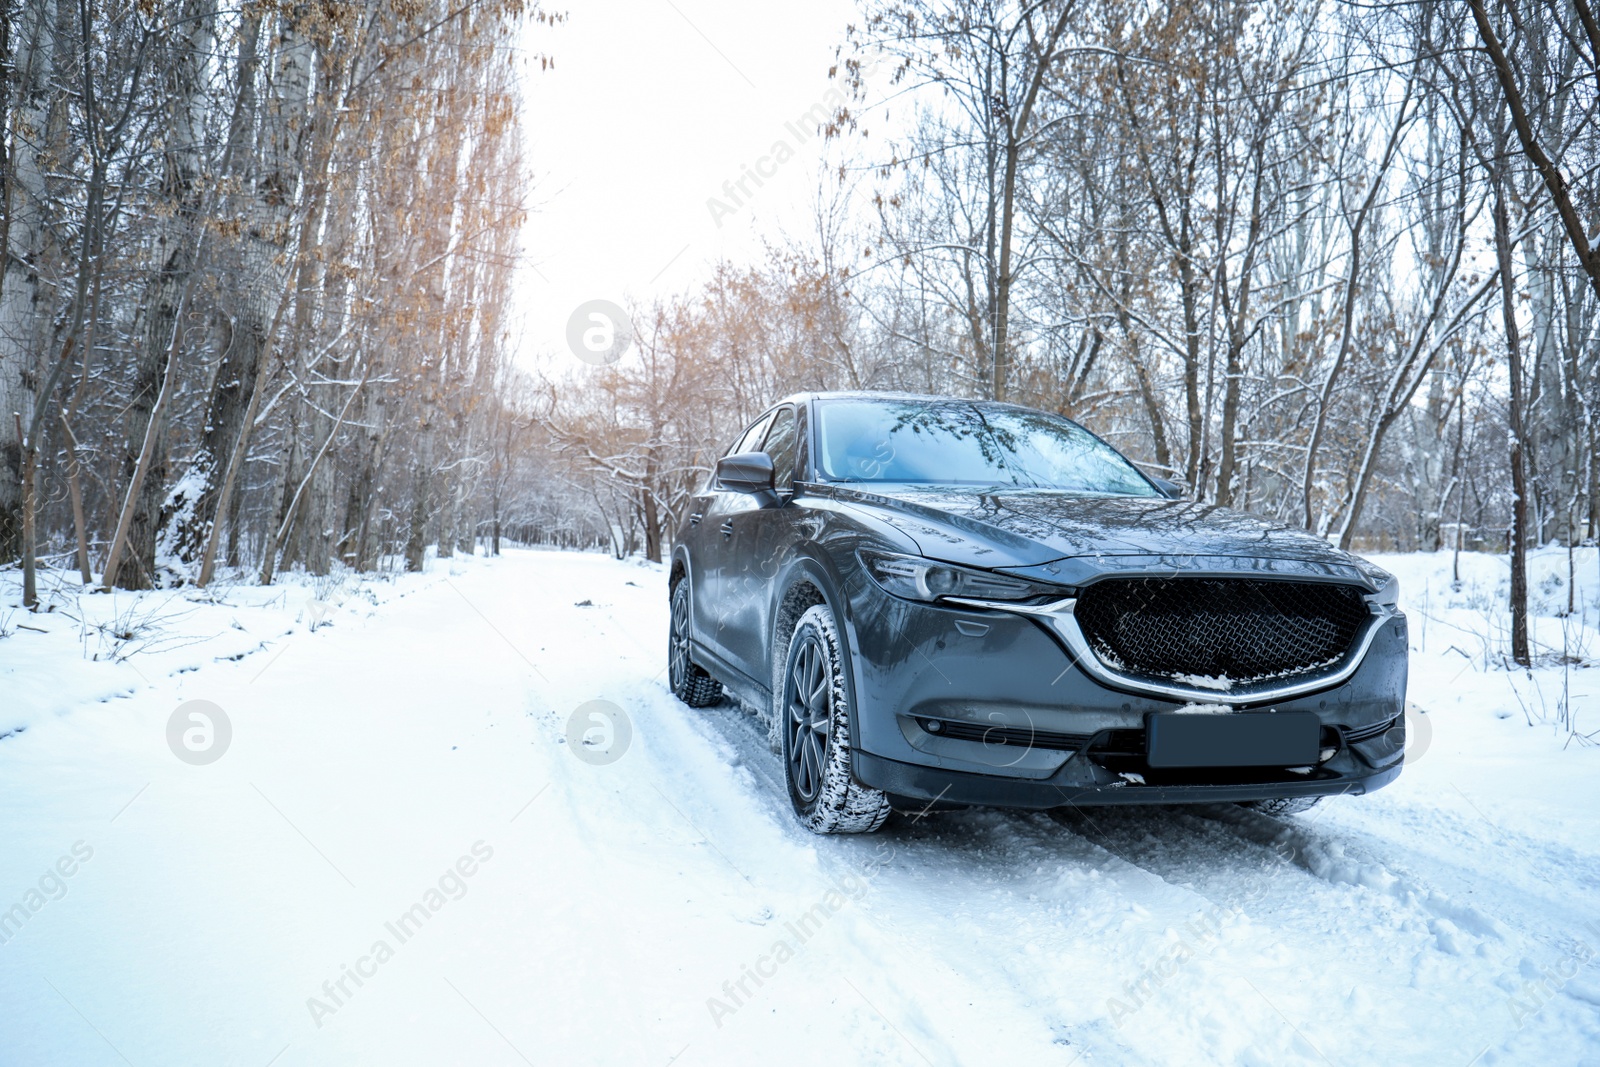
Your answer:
1,545 -> 1597,1065
1172,703 -> 1235,715
1173,673 -> 1235,691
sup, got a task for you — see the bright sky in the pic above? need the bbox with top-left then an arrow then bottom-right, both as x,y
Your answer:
513,0 -> 867,371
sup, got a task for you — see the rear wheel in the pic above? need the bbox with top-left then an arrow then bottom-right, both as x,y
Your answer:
669,581 -> 722,707
1241,796 -> 1322,816
781,604 -> 890,834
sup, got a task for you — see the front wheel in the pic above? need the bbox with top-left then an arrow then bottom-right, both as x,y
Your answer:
669,581 -> 722,707
780,604 -> 890,834
1241,796 -> 1321,816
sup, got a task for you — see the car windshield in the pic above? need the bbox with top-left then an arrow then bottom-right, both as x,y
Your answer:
815,399 -> 1159,495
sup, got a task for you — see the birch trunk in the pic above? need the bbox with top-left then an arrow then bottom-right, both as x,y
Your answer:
0,0 -> 55,562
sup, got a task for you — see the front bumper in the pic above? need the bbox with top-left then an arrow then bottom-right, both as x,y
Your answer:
842,584 -> 1409,809
856,750 -> 1405,809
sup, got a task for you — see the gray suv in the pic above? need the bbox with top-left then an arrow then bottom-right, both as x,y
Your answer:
668,393 -> 1408,834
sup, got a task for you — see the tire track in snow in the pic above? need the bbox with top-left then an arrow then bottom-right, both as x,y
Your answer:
1045,800 -> 1600,1063
1053,800 -> 1507,964
673,700 -> 1123,1063
1192,804 -> 1511,940
1183,802 -> 1600,1062
676,693 -> 1575,1067
1294,793 -> 1600,944
687,698 -> 1350,1064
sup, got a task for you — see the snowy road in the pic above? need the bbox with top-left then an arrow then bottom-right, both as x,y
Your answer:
2,548 -> 1598,1065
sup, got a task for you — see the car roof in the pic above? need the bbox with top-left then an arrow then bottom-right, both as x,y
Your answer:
775,390 -> 1048,412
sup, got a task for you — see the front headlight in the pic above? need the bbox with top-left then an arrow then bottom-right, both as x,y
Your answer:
857,549 -> 1063,603
1353,559 -> 1400,607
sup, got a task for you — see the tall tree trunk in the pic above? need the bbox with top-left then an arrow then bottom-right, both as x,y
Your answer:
988,2 -> 1073,401
168,4 -> 261,564
1213,353 -> 1243,506
1129,341 -> 1171,472
102,323 -> 183,590
15,415 -> 35,600
1492,164 -> 1531,666
108,0 -> 216,589
404,444 -> 433,573
60,413 -> 91,583
1212,165 -> 1265,509
346,387 -> 386,572
285,37 -> 346,576
0,0 -> 56,563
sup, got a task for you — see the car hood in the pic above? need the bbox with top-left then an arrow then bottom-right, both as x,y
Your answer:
829,484 -> 1369,582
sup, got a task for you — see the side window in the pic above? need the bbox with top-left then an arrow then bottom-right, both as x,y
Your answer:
762,407 -> 798,491
713,411 -> 775,492
728,412 -> 775,458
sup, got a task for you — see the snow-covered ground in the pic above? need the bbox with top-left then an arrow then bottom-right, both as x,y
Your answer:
1,546 -> 1597,1065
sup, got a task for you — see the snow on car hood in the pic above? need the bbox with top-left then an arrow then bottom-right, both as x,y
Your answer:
828,484 -> 1363,576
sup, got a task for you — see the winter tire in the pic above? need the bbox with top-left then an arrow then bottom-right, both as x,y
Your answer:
1241,796 -> 1322,816
669,581 -> 722,707
780,604 -> 891,834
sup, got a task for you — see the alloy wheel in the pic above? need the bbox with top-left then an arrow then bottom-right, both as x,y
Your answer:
786,635 -> 831,803
669,588 -> 690,692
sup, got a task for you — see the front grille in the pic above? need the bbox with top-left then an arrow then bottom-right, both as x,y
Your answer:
1074,577 -> 1370,686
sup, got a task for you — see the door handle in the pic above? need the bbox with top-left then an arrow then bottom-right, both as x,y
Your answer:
720,519 -> 734,538
689,512 -> 703,526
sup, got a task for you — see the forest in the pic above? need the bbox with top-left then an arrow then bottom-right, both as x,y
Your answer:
1,0 -> 536,596
2,0 -> 1597,669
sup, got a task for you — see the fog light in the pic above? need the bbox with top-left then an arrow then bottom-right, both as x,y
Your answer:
923,719 -> 943,733
1319,747 -> 1337,762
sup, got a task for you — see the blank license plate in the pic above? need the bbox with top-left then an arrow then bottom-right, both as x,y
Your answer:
1145,711 -> 1320,768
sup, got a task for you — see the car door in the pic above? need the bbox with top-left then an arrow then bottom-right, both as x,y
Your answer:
689,410 -> 775,667
721,404 -> 807,679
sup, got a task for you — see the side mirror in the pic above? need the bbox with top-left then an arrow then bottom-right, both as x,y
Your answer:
715,451 -> 776,496
1150,476 -> 1187,500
